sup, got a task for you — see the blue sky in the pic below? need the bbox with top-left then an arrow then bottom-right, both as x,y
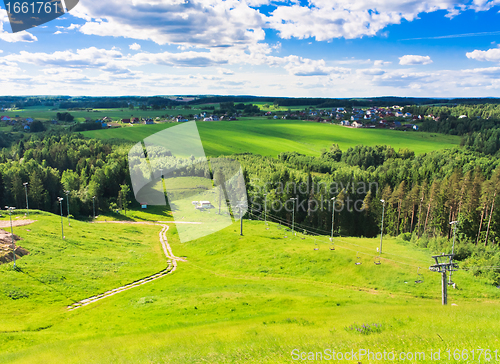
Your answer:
2,0 -> 500,97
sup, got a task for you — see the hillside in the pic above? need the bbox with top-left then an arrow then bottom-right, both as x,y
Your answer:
81,118 -> 460,157
1,211 -> 499,363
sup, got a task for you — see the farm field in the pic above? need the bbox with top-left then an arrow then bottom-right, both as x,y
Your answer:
82,118 -> 460,157
0,106 -> 208,123
1,211 -> 499,363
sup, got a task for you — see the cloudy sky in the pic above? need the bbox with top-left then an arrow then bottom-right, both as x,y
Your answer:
2,0 -> 500,97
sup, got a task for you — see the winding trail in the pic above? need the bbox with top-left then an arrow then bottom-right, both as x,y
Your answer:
67,223 -> 186,311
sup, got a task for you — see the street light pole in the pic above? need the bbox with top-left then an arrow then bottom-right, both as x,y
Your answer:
92,196 -> 96,221
240,203 -> 243,236
330,197 -> 336,242
23,182 -> 28,217
264,193 -> 267,225
379,199 -> 386,254
290,197 -> 297,235
6,206 -> 16,268
64,190 -> 70,226
57,197 -> 64,239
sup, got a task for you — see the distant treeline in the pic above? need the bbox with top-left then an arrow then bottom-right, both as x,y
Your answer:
4,95 -> 500,111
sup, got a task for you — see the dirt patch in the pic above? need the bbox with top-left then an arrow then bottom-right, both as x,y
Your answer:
0,219 -> 36,229
0,228 -> 29,264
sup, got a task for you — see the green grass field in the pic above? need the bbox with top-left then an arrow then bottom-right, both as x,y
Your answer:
1,106 -> 207,123
1,210 -> 499,363
82,118 -> 460,157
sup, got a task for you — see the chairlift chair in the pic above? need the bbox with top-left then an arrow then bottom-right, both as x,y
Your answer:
329,243 -> 335,251
355,252 -> 362,265
374,256 -> 381,265
314,243 -> 319,251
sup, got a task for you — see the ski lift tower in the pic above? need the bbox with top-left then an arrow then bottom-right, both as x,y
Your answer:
429,253 -> 458,305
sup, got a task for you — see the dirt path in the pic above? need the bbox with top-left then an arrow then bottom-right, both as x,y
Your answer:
67,224 -> 185,311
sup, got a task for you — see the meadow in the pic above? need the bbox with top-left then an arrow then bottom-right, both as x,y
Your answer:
82,118 -> 460,157
0,105 -> 209,123
1,210 -> 499,363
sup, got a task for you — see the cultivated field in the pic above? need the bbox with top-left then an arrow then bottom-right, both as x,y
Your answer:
82,118 -> 460,157
0,210 -> 499,363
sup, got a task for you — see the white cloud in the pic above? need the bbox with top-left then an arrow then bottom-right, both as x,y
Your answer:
73,0 -> 265,48
399,55 -> 433,65
267,0 -> 500,41
374,60 -> 392,66
218,68 -> 234,75
0,10 -> 37,43
466,47 -> 500,62
129,43 -> 141,50
67,24 -> 82,30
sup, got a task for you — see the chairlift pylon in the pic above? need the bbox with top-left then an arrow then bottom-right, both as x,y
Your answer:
415,267 -> 424,284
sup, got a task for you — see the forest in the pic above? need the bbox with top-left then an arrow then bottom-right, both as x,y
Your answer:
0,122 -> 499,283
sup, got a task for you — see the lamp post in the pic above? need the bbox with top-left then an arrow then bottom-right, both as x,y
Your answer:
289,197 -> 297,235
92,196 -> 96,221
239,203 -> 243,236
23,182 -> 28,216
330,197 -> 336,242
264,193 -> 268,225
449,220 -> 458,284
64,190 -> 70,226
57,197 -> 64,239
5,206 -> 16,268
379,199 -> 386,254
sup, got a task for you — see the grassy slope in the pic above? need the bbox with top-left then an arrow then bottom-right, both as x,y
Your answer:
1,212 -> 499,363
82,119 -> 460,157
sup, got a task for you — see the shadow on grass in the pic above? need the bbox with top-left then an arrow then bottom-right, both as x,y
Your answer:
15,265 -> 78,304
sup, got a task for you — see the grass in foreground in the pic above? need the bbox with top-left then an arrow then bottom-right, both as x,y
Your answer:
0,213 -> 498,363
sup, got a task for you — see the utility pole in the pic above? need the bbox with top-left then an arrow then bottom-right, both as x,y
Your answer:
290,197 -> 297,235
379,199 -> 385,254
64,190 -> 71,226
92,196 -> 96,221
23,182 -> 28,217
449,221 -> 458,285
330,197 -> 336,242
57,197 -> 64,239
430,254 -> 458,305
6,206 -> 16,268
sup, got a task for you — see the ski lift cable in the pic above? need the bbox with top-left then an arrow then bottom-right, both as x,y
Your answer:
249,210 -> 335,236
254,210 -> 432,264
261,217 -> 422,269
248,211 -> 431,265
